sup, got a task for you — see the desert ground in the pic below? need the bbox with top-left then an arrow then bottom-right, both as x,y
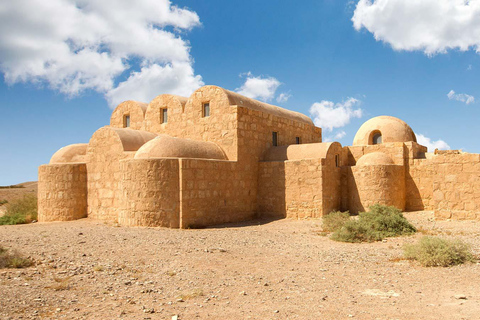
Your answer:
0,210 -> 479,320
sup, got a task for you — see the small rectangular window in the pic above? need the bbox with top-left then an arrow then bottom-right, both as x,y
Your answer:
296,137 -> 301,144
123,114 -> 130,128
203,102 -> 210,117
161,108 -> 167,124
272,132 -> 278,146
335,154 -> 340,167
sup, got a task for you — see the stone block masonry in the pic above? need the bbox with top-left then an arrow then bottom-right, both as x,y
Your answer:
38,163 -> 87,222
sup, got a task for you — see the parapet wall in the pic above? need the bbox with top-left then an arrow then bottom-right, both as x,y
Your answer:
38,163 -> 87,222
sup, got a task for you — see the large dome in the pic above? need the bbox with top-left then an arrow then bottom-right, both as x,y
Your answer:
353,116 -> 416,146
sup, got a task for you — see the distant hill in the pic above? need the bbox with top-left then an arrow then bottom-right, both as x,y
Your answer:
0,181 -> 38,204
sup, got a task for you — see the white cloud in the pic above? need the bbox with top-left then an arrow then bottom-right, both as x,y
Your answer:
276,92 -> 291,103
0,0 -> 202,107
334,130 -> 347,140
447,90 -> 475,105
309,98 -> 363,132
324,130 -> 347,143
417,134 -> 450,152
352,0 -> 480,55
106,62 -> 203,107
236,72 -> 281,102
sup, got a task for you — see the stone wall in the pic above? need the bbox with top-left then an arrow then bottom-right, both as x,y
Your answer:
258,159 -> 325,219
322,148 -> 342,215
432,153 -> 480,220
142,87 -> 239,160
405,158 -> 435,211
236,106 -> 322,164
345,142 -> 407,166
86,127 -> 156,222
179,159 -> 255,228
38,163 -> 87,222
118,159 -> 180,228
348,165 -> 405,213
257,161 -> 287,217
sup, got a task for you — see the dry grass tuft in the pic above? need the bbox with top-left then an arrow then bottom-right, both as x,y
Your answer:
93,265 -> 104,272
0,245 -> 32,269
404,236 -> 475,267
46,276 -> 73,291
178,288 -> 204,301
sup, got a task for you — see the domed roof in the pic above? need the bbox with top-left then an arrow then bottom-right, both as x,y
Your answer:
353,116 -> 416,146
356,152 -> 395,166
50,143 -> 88,164
135,135 -> 227,160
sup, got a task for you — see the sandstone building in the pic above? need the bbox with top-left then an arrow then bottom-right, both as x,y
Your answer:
38,85 -> 480,227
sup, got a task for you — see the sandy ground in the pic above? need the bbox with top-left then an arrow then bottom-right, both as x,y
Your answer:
1,212 -> 479,320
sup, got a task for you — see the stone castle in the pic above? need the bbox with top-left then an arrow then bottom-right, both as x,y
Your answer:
38,85 -> 480,227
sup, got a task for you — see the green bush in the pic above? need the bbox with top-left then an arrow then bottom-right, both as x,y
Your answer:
404,236 -> 474,267
0,245 -> 32,269
0,199 -> 8,205
331,204 -> 416,243
0,194 -> 37,225
322,211 -> 351,232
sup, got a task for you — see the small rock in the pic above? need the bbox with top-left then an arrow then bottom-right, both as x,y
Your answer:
454,294 -> 467,300
240,291 -> 247,296
274,310 -> 279,313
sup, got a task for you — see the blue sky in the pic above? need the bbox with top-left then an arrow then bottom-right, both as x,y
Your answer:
1,0 -> 480,185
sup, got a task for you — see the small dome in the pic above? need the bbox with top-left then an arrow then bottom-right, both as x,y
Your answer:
50,143 -> 88,164
353,116 -> 416,146
135,135 -> 227,160
356,152 -> 395,166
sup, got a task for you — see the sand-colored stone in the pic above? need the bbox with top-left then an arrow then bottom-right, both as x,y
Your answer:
49,143 -> 88,164
110,100 -> 148,130
38,163 -> 87,222
353,115 -> 417,146
38,86 -> 480,227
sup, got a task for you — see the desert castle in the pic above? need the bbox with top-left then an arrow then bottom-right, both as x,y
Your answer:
38,85 -> 480,227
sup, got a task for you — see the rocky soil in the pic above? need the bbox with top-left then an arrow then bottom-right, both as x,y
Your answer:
1,211 -> 479,320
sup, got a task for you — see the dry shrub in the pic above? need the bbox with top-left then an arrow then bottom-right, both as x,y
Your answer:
331,204 -> 416,243
404,236 -> 475,267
